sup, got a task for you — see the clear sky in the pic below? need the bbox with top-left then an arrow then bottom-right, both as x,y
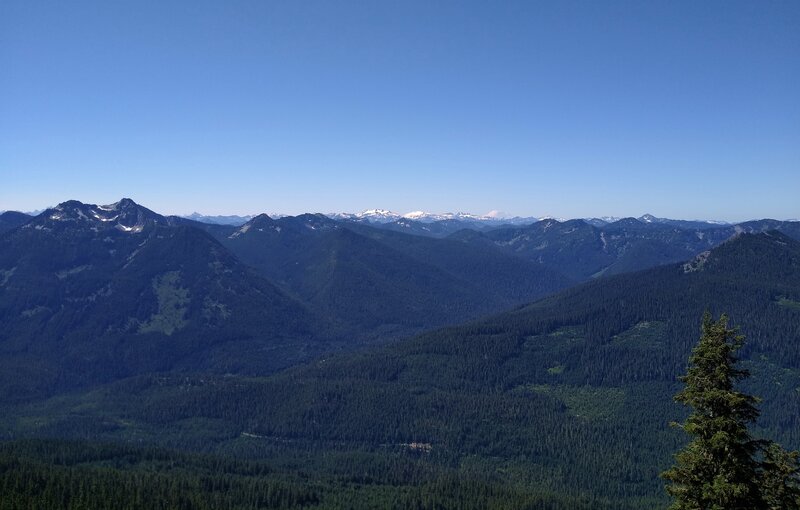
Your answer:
1,1 -> 798,221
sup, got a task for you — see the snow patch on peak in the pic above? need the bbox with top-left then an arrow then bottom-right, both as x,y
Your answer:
91,209 -> 118,222
115,224 -> 142,233
98,202 -> 120,211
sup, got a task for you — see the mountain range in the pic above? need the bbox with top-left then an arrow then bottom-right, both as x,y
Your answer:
2,198 -> 800,508
172,209 -> 734,229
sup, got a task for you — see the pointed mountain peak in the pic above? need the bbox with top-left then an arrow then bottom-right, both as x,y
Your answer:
96,197 -> 137,211
248,213 -> 274,224
228,214 -> 274,238
117,197 -> 138,208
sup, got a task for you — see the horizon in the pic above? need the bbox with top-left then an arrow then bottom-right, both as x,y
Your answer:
2,196 -> 796,224
3,1 -> 799,221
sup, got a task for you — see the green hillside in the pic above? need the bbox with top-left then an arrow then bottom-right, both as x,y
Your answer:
5,232 -> 799,508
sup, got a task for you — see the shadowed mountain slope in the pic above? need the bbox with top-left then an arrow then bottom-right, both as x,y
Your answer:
217,214 -> 573,339
0,200 -> 330,401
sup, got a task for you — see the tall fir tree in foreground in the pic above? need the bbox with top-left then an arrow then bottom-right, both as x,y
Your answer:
662,312 -> 800,510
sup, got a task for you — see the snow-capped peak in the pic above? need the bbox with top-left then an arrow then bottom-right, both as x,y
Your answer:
402,211 -> 428,220
326,209 -> 543,225
400,211 -> 490,222
357,209 -> 401,221
33,198 -> 162,234
325,209 -> 402,223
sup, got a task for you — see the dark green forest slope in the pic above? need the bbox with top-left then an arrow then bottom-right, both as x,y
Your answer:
4,232 -> 799,508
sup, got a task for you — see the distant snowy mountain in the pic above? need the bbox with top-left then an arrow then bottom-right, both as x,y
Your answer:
327,209 -> 401,223
636,213 -> 731,229
402,211 -> 486,222
328,209 -> 540,225
358,209 -> 402,222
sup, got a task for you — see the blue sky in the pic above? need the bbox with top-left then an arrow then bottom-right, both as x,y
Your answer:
1,0 -> 798,221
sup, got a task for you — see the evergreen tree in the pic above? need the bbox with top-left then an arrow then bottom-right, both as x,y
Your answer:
761,442 -> 800,510
662,312 -> 800,509
662,312 -> 765,509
